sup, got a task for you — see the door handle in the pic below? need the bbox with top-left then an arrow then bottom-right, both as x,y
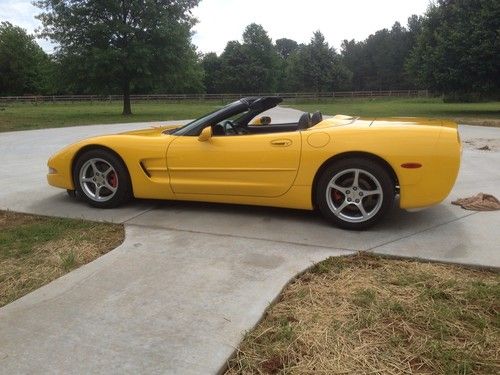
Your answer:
271,139 -> 292,147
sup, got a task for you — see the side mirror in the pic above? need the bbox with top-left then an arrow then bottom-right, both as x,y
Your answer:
198,126 -> 212,142
260,116 -> 271,125
252,116 -> 271,126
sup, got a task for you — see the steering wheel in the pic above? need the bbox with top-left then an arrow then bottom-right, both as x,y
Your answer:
223,120 -> 238,135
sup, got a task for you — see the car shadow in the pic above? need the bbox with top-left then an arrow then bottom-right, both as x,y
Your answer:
126,197 -> 470,251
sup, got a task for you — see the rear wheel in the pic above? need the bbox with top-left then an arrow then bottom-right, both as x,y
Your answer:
73,149 -> 131,208
316,158 -> 394,230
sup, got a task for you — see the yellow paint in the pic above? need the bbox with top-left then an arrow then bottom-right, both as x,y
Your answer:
307,132 -> 330,148
47,116 -> 461,211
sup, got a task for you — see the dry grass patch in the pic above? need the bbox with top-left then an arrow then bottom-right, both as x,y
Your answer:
452,118 -> 500,128
226,254 -> 500,375
0,210 -> 124,307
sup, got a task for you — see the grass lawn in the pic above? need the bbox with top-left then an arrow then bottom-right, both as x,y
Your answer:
226,254 -> 500,375
0,210 -> 124,307
0,98 -> 499,132
0,101 -> 219,132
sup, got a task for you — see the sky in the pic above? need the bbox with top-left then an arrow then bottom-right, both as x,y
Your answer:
0,0 -> 431,54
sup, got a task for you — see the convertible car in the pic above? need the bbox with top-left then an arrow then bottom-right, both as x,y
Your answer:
47,96 -> 461,229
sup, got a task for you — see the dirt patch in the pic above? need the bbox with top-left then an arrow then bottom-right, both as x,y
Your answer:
0,210 -> 124,307
226,254 -> 500,375
462,138 -> 500,152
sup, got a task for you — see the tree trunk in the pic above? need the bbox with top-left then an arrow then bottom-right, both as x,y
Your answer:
122,78 -> 132,115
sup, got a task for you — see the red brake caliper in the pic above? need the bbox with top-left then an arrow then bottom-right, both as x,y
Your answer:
333,190 -> 343,203
108,172 -> 118,188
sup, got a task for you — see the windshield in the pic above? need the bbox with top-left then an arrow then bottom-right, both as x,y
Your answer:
168,100 -> 245,136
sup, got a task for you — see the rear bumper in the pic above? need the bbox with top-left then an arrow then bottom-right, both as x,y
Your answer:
399,123 -> 461,209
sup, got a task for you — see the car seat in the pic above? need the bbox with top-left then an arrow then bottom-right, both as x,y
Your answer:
311,111 -> 323,126
297,112 -> 311,130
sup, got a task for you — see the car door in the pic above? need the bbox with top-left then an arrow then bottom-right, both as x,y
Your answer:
167,131 -> 301,197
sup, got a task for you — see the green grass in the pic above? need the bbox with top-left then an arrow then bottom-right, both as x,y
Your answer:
0,215 -> 93,259
0,218 -> 91,259
0,98 -> 499,132
0,210 -> 124,307
0,101 -> 219,132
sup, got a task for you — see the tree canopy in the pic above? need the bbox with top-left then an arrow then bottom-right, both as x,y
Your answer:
406,0 -> 500,100
0,22 -> 51,95
35,0 -> 202,114
286,31 -> 351,92
203,24 -> 280,93
341,20 -> 420,91
1,0 -> 498,103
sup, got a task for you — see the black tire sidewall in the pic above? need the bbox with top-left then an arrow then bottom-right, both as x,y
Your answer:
73,149 -> 131,208
316,158 -> 394,230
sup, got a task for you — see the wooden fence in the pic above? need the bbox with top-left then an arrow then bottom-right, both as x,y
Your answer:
0,90 -> 429,103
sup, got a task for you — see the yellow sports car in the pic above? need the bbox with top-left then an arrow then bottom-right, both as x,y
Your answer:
47,96 -> 461,229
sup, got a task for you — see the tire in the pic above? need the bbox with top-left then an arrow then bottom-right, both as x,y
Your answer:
316,158 -> 395,230
73,149 -> 132,208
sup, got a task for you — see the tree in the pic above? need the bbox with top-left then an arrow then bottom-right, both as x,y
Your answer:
286,31 -> 351,92
218,41 -> 248,93
202,52 -> 221,93
275,38 -> 299,91
340,39 -> 367,90
0,22 -> 51,95
406,0 -> 500,99
35,0 -> 201,114
275,38 -> 298,60
341,20 -> 417,91
406,14 -> 424,45
214,24 -> 280,93
240,23 -> 280,92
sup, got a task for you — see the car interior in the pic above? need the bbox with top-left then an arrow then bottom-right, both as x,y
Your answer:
212,110 -> 324,136
168,97 -> 325,137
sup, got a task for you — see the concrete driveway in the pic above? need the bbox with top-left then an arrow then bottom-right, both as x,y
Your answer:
0,108 -> 499,374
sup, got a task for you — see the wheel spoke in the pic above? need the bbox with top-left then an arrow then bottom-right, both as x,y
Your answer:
329,182 -> 347,194
358,203 -> 369,219
90,160 -> 100,174
95,185 -> 103,199
352,169 -> 360,187
362,189 -> 382,197
104,181 -> 117,193
81,177 -> 95,184
336,200 -> 349,212
103,166 -> 113,178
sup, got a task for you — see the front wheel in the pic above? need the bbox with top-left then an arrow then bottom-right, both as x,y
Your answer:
73,149 -> 132,208
316,158 -> 395,230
